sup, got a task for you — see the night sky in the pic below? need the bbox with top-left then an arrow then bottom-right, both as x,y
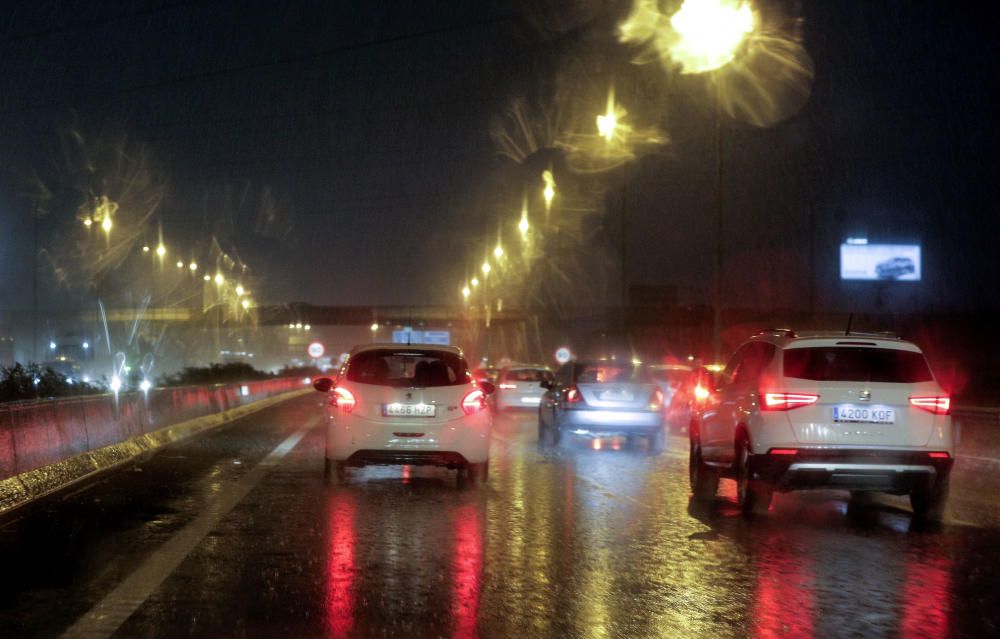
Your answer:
1,0 -> 998,315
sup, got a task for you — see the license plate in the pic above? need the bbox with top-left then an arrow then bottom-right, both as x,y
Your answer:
600,390 -> 634,401
384,403 -> 436,417
520,396 -> 541,405
833,405 -> 895,424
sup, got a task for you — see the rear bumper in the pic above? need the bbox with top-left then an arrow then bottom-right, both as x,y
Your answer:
496,393 -> 543,410
559,408 -> 663,434
752,449 -> 954,493
345,449 -> 470,468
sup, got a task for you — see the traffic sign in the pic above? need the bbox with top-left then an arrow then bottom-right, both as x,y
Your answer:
307,342 -> 325,359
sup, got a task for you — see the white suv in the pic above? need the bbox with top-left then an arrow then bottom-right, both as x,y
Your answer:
690,330 -> 954,519
313,344 -> 494,485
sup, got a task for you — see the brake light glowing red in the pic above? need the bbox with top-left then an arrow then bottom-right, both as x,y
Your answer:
461,389 -> 487,415
769,448 -> 799,455
566,387 -> 582,403
498,383 -> 517,390
909,396 -> 950,415
334,387 -> 356,413
762,392 -> 820,411
927,452 -> 950,459
694,384 -> 710,402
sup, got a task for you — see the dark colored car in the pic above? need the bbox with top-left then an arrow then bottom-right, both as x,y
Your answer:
875,256 -> 916,279
665,366 -> 721,434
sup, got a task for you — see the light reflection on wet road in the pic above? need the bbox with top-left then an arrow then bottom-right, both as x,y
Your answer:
1,395 -> 998,637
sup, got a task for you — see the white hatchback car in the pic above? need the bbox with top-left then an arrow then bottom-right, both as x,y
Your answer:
494,366 -> 553,411
313,344 -> 494,484
690,330 -> 954,519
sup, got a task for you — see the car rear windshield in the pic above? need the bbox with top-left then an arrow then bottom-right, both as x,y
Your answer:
575,363 -> 651,384
648,368 -> 690,387
503,369 -> 552,382
346,349 -> 469,387
782,347 -> 933,383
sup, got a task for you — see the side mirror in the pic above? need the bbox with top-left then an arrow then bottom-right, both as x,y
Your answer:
313,377 -> 334,393
478,381 -> 496,395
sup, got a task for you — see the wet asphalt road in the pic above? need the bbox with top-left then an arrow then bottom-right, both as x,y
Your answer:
1,394 -> 999,638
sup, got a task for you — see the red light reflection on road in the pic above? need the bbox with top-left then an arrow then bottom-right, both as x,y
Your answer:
451,503 -> 483,639
325,492 -> 357,637
753,543 -> 814,638
900,552 -> 951,638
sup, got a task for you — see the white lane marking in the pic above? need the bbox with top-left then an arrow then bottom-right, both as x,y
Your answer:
60,423 -> 314,639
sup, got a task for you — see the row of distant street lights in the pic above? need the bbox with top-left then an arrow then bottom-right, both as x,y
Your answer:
458,0 -> 759,348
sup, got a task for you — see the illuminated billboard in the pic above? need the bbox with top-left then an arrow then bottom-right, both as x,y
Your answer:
840,242 -> 921,281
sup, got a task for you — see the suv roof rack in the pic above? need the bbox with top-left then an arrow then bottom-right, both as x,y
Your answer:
757,328 -> 797,338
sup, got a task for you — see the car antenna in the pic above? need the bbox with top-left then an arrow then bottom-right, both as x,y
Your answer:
845,312 -> 854,336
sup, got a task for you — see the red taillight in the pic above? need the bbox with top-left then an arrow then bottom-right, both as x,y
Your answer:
762,392 -> 820,411
928,451 -> 951,459
693,384 -> 710,402
498,383 -> 517,390
462,389 -> 487,415
650,389 -> 665,410
909,396 -> 951,415
333,387 -> 356,413
769,448 -> 799,455
565,387 -> 582,403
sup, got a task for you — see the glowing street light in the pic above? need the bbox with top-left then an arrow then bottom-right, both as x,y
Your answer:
668,0 -> 755,74
176,260 -> 184,269
241,299 -> 250,310
542,170 -> 556,211
518,209 -> 530,238
470,277 -> 480,288
189,262 -> 198,272
481,260 -> 491,276
597,90 -> 619,143
493,243 -> 504,260
142,245 -> 150,253
101,215 -> 112,233
203,274 -> 211,281
370,322 -> 379,332
461,285 -> 471,300
235,285 -> 245,296
304,324 -> 311,331
83,218 -> 93,228
156,243 -> 166,258
214,273 -> 224,285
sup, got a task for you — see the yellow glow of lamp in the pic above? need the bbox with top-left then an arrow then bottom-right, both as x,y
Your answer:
214,273 -> 224,285
101,216 -> 112,233
518,210 -> 530,237
176,261 -> 184,269
481,261 -> 491,276
241,299 -> 250,310
83,218 -> 93,228
370,323 -> 379,332
235,285 -> 245,296
461,285 -> 471,300
493,244 -> 503,259
189,262 -> 198,271
470,277 -> 480,288
156,244 -> 166,257
542,170 -> 555,209
668,0 -> 755,74
597,90 -> 619,143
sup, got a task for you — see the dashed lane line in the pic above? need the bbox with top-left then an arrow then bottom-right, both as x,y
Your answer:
60,418 -> 318,639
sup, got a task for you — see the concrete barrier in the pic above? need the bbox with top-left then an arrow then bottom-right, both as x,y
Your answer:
0,377 -> 306,484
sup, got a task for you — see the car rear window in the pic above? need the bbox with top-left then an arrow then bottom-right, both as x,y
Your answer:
575,363 -> 651,384
503,369 -> 552,382
782,347 -> 933,383
648,368 -> 690,387
346,349 -> 469,387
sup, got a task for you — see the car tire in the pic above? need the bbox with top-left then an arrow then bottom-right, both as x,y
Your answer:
324,458 -> 347,485
648,428 -> 665,455
689,438 -> 718,503
459,462 -> 489,487
910,472 -> 950,521
736,438 -> 772,516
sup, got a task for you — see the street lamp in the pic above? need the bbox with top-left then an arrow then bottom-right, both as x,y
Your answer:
461,285 -> 471,301
156,243 -> 166,258
542,170 -> 555,213
668,0 -> 755,74
470,277 -> 480,288
235,285 -> 245,296
481,260 -> 491,276
214,273 -> 224,285
370,322 -> 379,342
493,243 -> 504,260
189,262 -> 198,272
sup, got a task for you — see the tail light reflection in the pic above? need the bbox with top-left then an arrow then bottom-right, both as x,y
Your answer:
451,504 -> 483,639
325,492 -> 357,636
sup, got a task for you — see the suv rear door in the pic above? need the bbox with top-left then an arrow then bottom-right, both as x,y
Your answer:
703,342 -> 776,461
776,342 -> 944,447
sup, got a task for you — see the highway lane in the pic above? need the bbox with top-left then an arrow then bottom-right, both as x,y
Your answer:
1,394 -> 998,637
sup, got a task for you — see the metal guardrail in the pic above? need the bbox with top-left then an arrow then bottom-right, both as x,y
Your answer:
953,405 -> 1000,422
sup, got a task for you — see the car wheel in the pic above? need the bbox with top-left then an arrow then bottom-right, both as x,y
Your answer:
910,472 -> 950,521
689,438 -> 718,503
324,458 -> 347,485
736,438 -> 772,516
648,428 -> 665,455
